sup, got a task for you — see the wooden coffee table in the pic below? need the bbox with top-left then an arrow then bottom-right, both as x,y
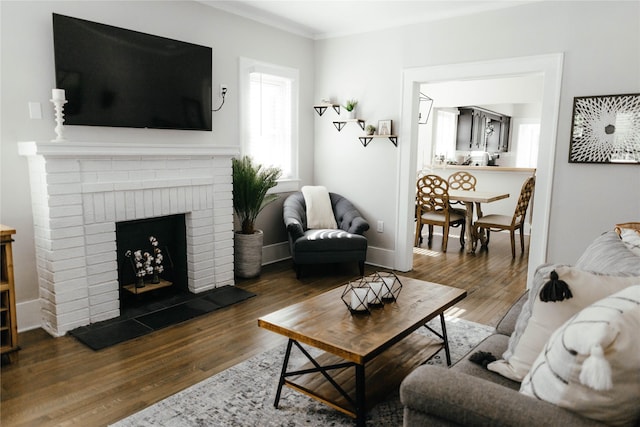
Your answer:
257,276 -> 466,426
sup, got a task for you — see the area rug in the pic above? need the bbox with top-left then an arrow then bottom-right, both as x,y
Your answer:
112,317 -> 494,426
70,286 -> 256,351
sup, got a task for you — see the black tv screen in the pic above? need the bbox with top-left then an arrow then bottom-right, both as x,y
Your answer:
52,13 -> 212,131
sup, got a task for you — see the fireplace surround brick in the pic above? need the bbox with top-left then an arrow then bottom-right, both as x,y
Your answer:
19,141 -> 239,337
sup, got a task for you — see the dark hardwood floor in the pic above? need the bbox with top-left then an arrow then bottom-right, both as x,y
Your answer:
1,231 -> 528,426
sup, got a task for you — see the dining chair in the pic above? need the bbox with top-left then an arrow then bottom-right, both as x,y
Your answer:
474,176 -> 536,258
447,170 -> 479,224
414,174 -> 466,252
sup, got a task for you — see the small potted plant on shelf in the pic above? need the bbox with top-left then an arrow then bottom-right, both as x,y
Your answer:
365,124 -> 376,136
343,99 -> 358,119
232,155 -> 282,278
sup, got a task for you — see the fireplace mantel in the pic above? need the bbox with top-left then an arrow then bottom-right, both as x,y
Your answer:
18,140 -> 238,158
19,140 -> 239,337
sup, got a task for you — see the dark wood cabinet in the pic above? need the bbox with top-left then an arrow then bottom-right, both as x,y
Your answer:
455,108 -> 474,150
456,107 -> 510,152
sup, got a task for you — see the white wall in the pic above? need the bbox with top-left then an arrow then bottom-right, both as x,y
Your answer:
3,0 -> 639,332
314,1 -> 640,268
0,0 -> 315,330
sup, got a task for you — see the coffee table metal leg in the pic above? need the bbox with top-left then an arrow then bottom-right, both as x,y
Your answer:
424,313 -> 452,366
274,338 -> 294,408
355,363 -> 366,427
440,313 -> 452,366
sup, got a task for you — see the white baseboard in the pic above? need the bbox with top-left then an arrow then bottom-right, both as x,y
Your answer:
16,299 -> 41,333
262,242 -> 397,272
262,241 -> 291,265
363,246 -> 398,271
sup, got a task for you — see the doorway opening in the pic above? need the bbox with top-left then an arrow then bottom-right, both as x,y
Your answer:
398,54 -> 564,285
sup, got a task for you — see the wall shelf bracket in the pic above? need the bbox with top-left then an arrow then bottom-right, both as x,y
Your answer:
358,135 -> 398,147
333,119 -> 365,132
314,104 -> 340,116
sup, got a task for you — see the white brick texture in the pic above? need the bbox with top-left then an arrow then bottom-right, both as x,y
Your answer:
21,144 -> 237,337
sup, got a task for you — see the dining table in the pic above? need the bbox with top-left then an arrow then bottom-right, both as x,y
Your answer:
448,189 -> 510,253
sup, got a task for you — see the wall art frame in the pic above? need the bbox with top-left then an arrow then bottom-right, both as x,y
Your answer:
568,93 -> 640,164
378,119 -> 392,136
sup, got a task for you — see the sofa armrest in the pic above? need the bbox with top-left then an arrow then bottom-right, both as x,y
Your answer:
283,193 -> 307,240
347,216 -> 369,235
495,291 -> 528,336
285,221 -> 304,241
331,193 -> 370,234
400,366 -> 603,427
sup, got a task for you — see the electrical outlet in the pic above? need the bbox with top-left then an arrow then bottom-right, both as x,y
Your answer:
28,102 -> 42,119
376,220 -> 384,233
220,84 -> 228,97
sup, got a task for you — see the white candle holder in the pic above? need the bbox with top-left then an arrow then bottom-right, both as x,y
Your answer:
50,98 -> 68,142
375,271 -> 403,302
341,282 -> 370,314
358,276 -> 386,307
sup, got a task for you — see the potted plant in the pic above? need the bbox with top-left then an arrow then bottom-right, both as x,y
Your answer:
232,155 -> 282,278
343,99 -> 358,119
365,124 -> 376,136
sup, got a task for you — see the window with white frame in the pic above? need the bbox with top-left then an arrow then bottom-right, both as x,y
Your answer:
515,121 -> 540,168
433,109 -> 458,162
239,58 -> 299,191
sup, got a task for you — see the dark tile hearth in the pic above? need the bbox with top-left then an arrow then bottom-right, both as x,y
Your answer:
136,298 -> 222,330
71,319 -> 153,351
69,286 -> 255,351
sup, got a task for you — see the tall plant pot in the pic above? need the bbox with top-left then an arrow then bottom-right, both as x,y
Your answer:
234,230 -> 263,278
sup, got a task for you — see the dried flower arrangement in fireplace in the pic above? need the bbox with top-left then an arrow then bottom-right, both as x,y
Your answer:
125,236 -> 166,287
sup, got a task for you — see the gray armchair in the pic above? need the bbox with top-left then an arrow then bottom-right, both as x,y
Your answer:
283,191 -> 369,278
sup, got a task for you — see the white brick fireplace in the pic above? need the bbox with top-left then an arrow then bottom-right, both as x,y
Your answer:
19,141 -> 239,337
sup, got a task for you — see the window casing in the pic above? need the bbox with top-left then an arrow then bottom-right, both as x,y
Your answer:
240,58 -> 299,192
433,109 -> 458,162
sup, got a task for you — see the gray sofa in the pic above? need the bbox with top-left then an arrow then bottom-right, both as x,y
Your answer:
283,191 -> 369,278
400,230 -> 640,426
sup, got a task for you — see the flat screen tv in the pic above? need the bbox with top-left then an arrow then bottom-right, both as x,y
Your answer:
52,13 -> 212,131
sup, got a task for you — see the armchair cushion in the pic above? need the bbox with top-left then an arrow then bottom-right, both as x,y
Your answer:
293,229 -> 367,253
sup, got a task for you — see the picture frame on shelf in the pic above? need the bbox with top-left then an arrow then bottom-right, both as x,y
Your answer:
378,119 -> 392,136
568,93 -> 640,164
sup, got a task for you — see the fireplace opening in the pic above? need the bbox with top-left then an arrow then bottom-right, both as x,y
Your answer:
116,214 -> 189,313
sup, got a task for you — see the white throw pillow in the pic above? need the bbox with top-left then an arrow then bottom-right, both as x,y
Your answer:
619,227 -> 640,257
501,263 -> 563,362
487,266 -> 639,382
520,285 -> 640,426
301,186 -> 338,230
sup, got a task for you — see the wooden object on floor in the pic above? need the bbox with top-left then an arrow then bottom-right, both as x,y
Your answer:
122,278 -> 173,294
1,225 -> 18,363
259,277 -> 466,425
448,189 -> 510,253
448,171 -> 478,213
474,176 -> 536,258
1,232 -> 527,427
415,174 -> 466,252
